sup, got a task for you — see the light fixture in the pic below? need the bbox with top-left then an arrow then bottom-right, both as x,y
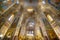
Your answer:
27,34 -> 33,36
27,8 -> 34,12
8,14 -> 14,21
16,0 -> 19,4
42,1 -> 46,4
0,34 -> 3,38
7,35 -> 11,38
29,22 -> 35,27
47,14 -> 53,22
